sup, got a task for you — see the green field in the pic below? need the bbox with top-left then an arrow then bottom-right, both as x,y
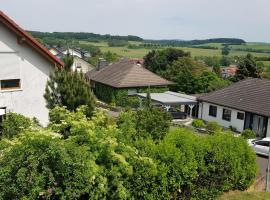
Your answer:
79,40 -> 270,59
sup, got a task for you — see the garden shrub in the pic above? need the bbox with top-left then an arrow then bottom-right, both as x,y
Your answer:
0,107 -> 258,199
229,125 -> 238,132
0,133 -> 104,199
135,108 -> 171,141
206,121 -> 222,133
0,113 -> 32,139
241,129 -> 256,139
191,133 -> 258,199
145,129 -> 258,199
192,119 -> 206,128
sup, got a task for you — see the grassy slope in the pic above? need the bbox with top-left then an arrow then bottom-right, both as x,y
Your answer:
79,40 -> 270,58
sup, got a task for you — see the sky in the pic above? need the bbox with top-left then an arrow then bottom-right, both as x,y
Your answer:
1,0 -> 270,42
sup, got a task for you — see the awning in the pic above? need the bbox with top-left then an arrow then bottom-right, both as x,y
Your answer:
134,91 -> 197,106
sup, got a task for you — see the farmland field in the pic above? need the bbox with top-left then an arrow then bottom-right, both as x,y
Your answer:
78,40 -> 270,59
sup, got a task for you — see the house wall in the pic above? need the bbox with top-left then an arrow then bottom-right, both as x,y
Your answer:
0,22 -> 55,126
198,102 -> 245,132
266,119 -> 270,137
63,49 -> 82,58
72,56 -> 94,74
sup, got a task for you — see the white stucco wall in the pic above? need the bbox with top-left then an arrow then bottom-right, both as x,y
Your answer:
198,102 -> 245,132
0,22 -> 55,126
71,56 -> 94,74
266,119 -> 270,137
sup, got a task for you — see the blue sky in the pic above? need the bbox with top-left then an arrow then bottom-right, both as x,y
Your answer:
1,0 -> 269,42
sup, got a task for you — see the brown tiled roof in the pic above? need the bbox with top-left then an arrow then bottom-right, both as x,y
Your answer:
0,11 -> 63,67
86,60 -> 172,88
198,78 -> 270,117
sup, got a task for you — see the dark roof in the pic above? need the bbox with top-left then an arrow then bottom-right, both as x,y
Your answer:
86,60 -> 172,88
198,78 -> 270,117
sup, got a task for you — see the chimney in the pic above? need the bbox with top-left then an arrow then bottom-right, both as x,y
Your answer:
97,58 -> 108,70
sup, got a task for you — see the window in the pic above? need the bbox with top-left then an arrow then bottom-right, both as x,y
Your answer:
1,79 -> 21,90
255,141 -> 270,147
237,112 -> 245,120
222,108 -> 231,121
0,108 -> 6,123
209,105 -> 217,117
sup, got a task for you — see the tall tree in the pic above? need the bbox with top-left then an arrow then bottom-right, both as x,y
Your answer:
221,45 -> 230,56
144,48 -> 190,74
44,55 -> 95,117
235,53 -> 262,81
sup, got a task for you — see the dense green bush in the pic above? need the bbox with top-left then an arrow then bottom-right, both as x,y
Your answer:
0,133 -> 103,199
241,129 -> 256,139
206,121 -> 222,133
118,108 -> 171,141
146,129 -> 257,199
0,113 -> 32,139
136,108 -> 171,141
191,133 -> 257,198
192,119 -> 206,128
0,107 -> 257,199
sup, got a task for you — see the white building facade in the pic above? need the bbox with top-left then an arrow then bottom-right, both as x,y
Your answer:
199,102 -> 270,138
0,11 -> 63,125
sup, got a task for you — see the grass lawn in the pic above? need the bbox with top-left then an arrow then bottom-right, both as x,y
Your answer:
219,191 -> 270,200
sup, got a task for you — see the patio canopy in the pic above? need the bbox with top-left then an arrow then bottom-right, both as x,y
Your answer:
134,91 -> 197,106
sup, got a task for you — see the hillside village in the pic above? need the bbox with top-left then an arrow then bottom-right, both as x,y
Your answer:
0,8 -> 270,199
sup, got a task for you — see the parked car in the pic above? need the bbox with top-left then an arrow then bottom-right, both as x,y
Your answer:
247,138 -> 270,157
167,108 -> 187,119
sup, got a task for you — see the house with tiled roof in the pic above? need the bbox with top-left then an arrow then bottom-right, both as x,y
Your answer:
0,11 -> 64,125
86,59 -> 172,106
198,78 -> 270,137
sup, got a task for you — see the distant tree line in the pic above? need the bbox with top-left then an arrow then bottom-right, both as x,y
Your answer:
144,38 -> 246,47
29,31 -> 143,42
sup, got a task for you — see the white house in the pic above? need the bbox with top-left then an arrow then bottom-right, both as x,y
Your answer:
62,48 -> 82,58
72,56 -> 94,74
49,47 -> 93,74
198,78 -> 270,138
0,11 -> 63,125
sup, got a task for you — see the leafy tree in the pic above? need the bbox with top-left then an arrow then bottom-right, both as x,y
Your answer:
221,45 -> 230,56
220,56 -> 231,66
163,57 -> 205,93
44,55 -> 95,117
235,54 -> 263,81
144,48 -> 190,73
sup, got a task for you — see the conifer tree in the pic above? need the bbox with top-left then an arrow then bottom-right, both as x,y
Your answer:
44,54 -> 95,117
